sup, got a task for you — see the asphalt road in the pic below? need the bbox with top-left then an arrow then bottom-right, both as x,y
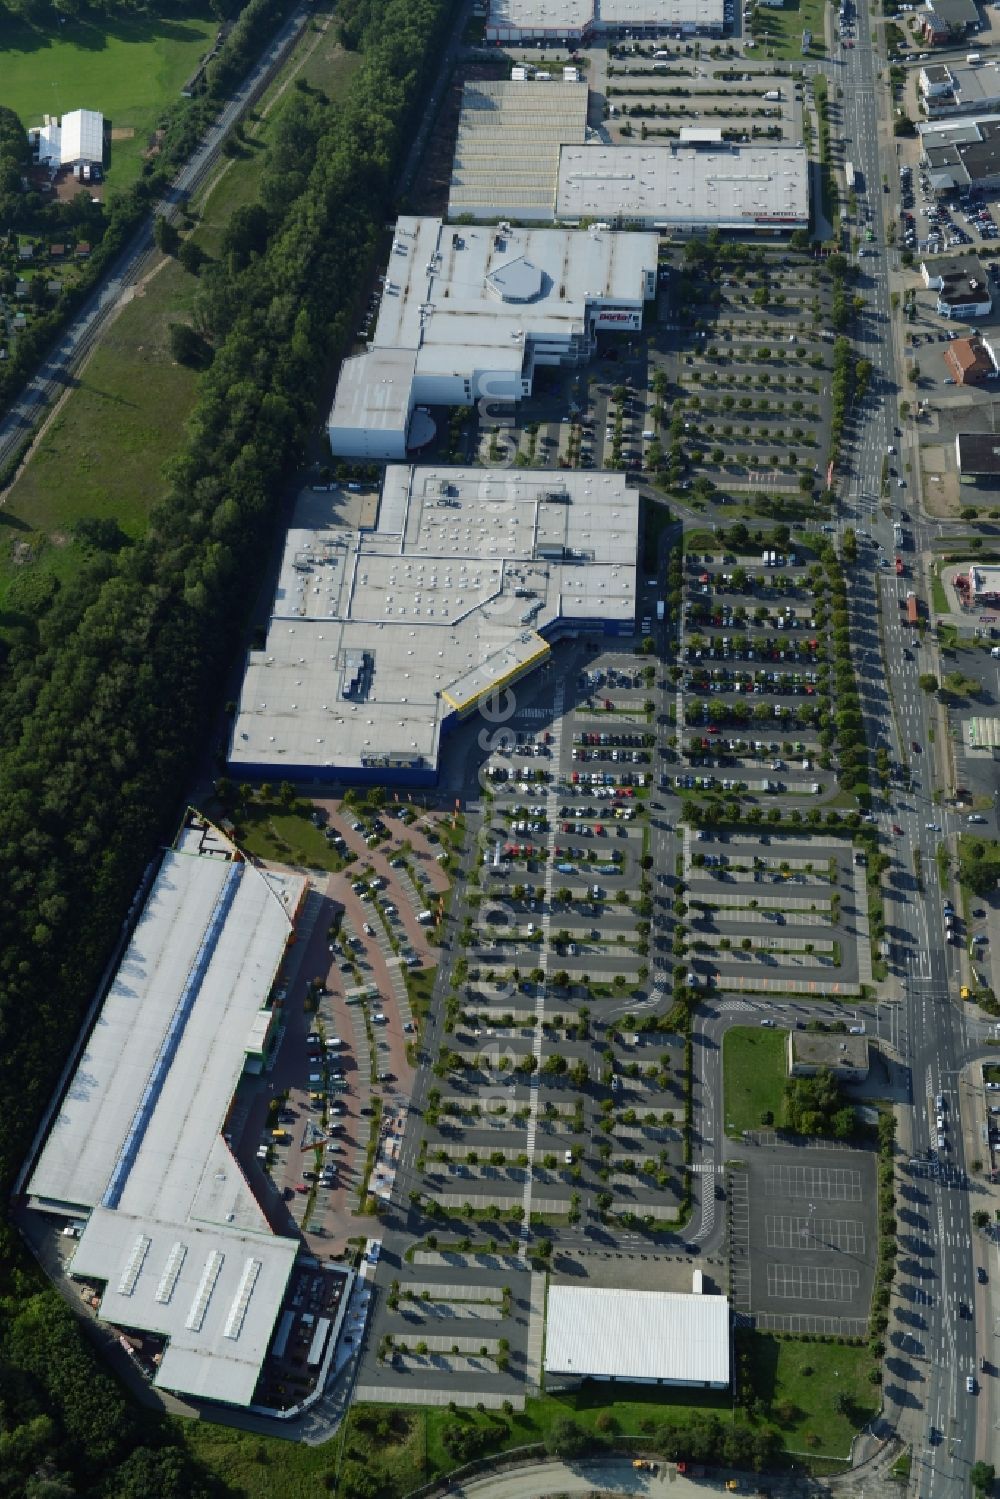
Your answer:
811,2 -> 986,1480
0,4 -> 310,476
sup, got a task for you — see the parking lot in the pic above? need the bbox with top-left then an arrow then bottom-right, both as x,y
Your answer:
730,1141 -> 878,1334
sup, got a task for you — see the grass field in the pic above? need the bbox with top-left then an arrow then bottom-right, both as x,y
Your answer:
750,0 -> 827,59
1,9 -> 219,187
723,1024 -> 789,1135
738,1334 -> 877,1458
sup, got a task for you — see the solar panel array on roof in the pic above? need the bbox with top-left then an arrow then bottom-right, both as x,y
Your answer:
448,80 -> 588,221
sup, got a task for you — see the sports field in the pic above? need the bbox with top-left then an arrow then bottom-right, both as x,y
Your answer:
1,8 -> 218,186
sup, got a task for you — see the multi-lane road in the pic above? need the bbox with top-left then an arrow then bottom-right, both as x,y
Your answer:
0,3 -> 310,477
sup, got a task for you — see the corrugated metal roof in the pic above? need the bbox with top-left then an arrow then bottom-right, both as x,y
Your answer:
544,1286 -> 730,1385
59,108 -> 103,165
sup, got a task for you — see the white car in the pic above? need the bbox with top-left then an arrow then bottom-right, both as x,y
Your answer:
925,822 -> 941,831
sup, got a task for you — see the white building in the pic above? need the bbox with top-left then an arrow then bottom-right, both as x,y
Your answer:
920,60 -> 1000,116
229,468 -> 639,785
544,1285 -> 731,1387
26,819 -> 307,1408
29,108 -> 104,169
920,252 -> 993,318
485,0 -> 725,44
448,79 -> 589,223
327,216 -> 657,461
556,138 -> 810,232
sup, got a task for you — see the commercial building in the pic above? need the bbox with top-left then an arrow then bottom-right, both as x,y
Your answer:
25,818 -> 307,1407
229,468 -> 639,785
919,115 -> 1000,194
920,59 -> 1000,116
327,216 -> 657,461
484,0 -> 725,46
966,561 -> 1000,602
448,79 -> 588,222
28,108 -> 104,171
787,1032 -> 870,1083
920,252 -> 993,317
943,335 -> 996,383
956,431 -> 1000,476
555,138 -> 809,233
544,1285 -> 731,1387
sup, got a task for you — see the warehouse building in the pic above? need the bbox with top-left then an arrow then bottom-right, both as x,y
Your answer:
485,0 -> 725,45
327,216 -> 657,461
920,252 -> 993,318
229,468 -> 638,785
919,115 -> 1000,194
26,818 -> 307,1408
544,1285 -> 731,1387
556,137 -> 809,232
28,108 -> 104,171
448,79 -> 589,222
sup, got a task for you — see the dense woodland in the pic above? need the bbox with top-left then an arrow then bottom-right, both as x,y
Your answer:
0,0 -> 455,1489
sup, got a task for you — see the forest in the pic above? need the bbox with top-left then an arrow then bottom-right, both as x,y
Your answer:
0,0 -> 454,1489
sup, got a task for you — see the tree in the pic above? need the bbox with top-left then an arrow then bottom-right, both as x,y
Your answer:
154,215 -> 180,255
178,238 -> 206,275
919,673 -> 939,693
169,322 -> 210,368
970,1462 -> 995,1495
546,1417 -> 589,1459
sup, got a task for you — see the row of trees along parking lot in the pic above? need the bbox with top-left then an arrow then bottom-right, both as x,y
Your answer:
0,0 -> 458,1492
652,240 -> 861,500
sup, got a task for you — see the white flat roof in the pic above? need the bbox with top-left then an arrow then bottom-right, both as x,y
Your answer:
544,1286 -> 731,1385
486,0 -> 723,30
449,80 -> 589,221
230,467 -> 638,777
557,143 -> 810,226
28,831 -> 305,1407
70,1207 -> 298,1406
377,216 -> 655,356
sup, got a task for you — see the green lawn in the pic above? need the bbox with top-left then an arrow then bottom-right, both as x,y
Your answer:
1,9 -> 219,188
723,1024 -> 788,1135
178,1419 -> 338,1498
738,1334 -> 877,1459
750,0 -> 827,59
232,797 -> 351,873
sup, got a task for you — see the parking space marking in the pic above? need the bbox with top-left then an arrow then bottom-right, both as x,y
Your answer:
764,1163 -> 863,1200
766,1264 -> 860,1302
765,1214 -> 866,1253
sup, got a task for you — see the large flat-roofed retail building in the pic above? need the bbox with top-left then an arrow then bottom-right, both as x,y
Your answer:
485,0 -> 724,43
327,216 -> 657,461
544,1285 -> 731,1387
556,138 -> 809,232
448,79 -> 589,222
25,819 -> 306,1407
229,469 -> 638,786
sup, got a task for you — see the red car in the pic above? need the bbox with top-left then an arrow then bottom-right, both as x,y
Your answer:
892,824 -> 903,836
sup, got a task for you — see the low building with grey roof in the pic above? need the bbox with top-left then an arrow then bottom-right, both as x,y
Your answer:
920,114 -> 1000,193
920,59 -> 1000,116
229,467 -> 639,785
